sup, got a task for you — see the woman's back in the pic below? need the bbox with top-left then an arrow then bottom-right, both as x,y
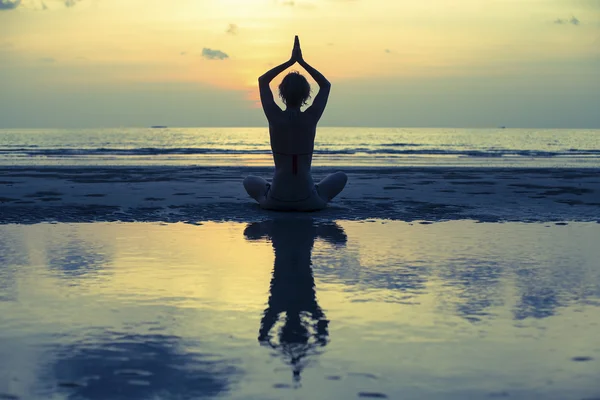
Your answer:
242,35 -> 347,211
268,110 -> 318,200
269,110 -> 316,158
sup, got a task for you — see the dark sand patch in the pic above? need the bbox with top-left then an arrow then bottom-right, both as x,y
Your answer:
58,382 -> 84,388
0,197 -> 16,202
25,190 -> 63,198
173,192 -> 194,196
272,383 -> 292,389
509,184 -> 594,196
83,193 -> 106,197
450,181 -> 497,186
348,372 -> 378,379
358,392 -> 388,398
572,356 -> 594,362
541,187 -> 594,196
443,173 -> 480,180
555,199 -> 585,206
144,197 -> 165,201
509,184 -> 552,189
137,207 -> 162,212
383,186 -> 405,190
39,197 -> 62,202
553,171 -> 600,179
405,202 -> 472,219
75,177 -> 171,184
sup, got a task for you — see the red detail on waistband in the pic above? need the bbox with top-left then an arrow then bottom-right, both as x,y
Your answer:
292,154 -> 298,175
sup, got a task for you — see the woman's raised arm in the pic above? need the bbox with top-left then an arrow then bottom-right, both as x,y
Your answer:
258,59 -> 295,84
258,36 -> 300,84
294,36 -> 330,88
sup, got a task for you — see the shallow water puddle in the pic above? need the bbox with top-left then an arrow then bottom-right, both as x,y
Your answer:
1,220 -> 599,399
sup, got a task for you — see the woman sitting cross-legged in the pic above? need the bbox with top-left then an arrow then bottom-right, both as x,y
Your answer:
243,35 -> 347,211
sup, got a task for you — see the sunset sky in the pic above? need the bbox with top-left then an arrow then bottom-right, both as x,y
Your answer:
1,0 -> 599,128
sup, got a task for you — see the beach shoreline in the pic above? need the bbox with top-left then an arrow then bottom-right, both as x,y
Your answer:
1,166 -> 599,224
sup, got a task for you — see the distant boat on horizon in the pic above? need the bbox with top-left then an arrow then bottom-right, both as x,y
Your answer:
499,126 -> 506,129
151,125 -> 168,129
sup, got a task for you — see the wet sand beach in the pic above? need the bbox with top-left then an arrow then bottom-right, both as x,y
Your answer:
0,166 -> 598,223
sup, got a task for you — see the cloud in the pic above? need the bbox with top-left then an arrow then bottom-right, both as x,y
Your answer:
0,0 -> 21,10
180,51 -> 187,56
5,0 -> 84,10
39,57 -> 56,63
226,23 -> 239,35
278,0 -> 316,9
384,49 -> 391,54
274,0 -> 316,8
64,0 -> 82,7
554,16 -> 581,26
201,48 -> 229,60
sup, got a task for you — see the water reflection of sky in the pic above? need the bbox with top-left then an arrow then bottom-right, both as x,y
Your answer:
312,222 -> 600,321
44,331 -> 241,400
0,221 -> 599,399
0,232 -> 28,302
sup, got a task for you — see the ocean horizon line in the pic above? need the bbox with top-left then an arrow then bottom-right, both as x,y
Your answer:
1,126 -> 599,130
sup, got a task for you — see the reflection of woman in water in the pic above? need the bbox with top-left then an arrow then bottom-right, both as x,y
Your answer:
244,218 -> 347,382
243,36 -> 348,211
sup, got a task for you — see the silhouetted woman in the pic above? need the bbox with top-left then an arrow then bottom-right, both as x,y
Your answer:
243,36 -> 348,211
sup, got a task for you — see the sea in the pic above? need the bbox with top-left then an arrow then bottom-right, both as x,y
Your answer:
0,127 -> 598,168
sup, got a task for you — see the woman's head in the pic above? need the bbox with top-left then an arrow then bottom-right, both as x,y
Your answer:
278,71 -> 311,108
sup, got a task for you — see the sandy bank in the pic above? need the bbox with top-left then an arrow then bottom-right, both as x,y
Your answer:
1,166 -> 599,224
